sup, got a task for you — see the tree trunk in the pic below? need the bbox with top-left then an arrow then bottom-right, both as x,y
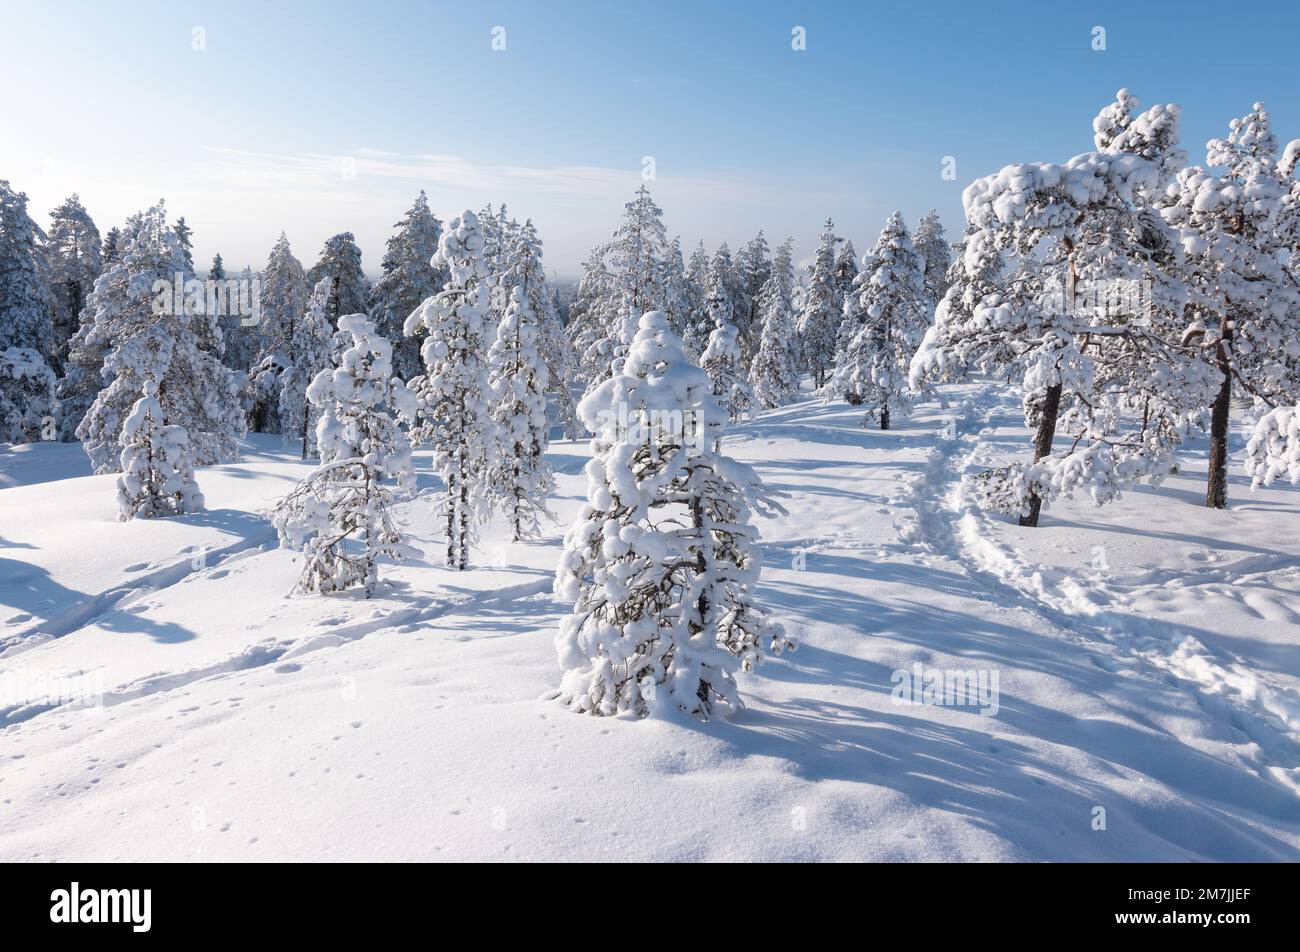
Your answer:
446,471 -> 458,569
880,401 -> 890,431
1018,382 -> 1062,528
1206,334 -> 1233,509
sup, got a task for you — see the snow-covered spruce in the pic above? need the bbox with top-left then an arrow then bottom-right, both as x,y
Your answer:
42,193 -> 102,375
488,285 -> 556,541
701,313 -> 752,423
250,233 -> 309,433
553,311 -> 792,719
1246,404 -> 1300,487
0,181 -> 55,390
405,210 -> 499,570
279,276 -> 336,459
910,90 -> 1216,526
271,313 -> 417,596
830,212 -> 928,429
0,346 -> 57,444
370,191 -> 445,382
749,237 -> 801,409
116,376 -> 204,521
798,219 -> 843,389
912,210 -> 951,314
77,203 -> 245,474
306,232 -> 370,319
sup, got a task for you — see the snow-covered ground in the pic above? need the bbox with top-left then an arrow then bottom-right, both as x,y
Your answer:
1,382 -> 1298,861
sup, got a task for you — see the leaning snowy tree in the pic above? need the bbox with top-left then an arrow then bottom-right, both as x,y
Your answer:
749,237 -> 801,409
405,209 -> 500,570
553,311 -> 792,719
271,313 -> 417,597
279,276 -> 336,459
911,90 -> 1216,527
831,212 -> 928,429
798,219 -> 843,388
1161,102 -> 1300,508
115,333 -> 205,521
77,203 -> 245,473
369,191 -> 445,382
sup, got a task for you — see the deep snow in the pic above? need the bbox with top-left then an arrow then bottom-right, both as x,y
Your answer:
1,382 -> 1298,861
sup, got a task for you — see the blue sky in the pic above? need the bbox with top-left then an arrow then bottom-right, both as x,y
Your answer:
3,0 -> 1298,279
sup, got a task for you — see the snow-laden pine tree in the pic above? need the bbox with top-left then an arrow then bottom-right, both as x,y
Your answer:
101,227 -> 122,267
57,213 -> 144,440
77,203 -> 245,473
735,231 -> 771,356
279,276 -> 336,459
116,369 -> 204,521
307,232 -> 369,318
0,346 -> 57,444
682,240 -> 713,358
911,90 -> 1215,527
250,233 -> 309,432
405,210 -> 500,570
833,238 -> 860,308
488,284 -> 555,540
659,236 -> 692,338
702,313 -> 752,423
798,219 -> 842,388
831,212 -> 928,429
272,313 -> 417,596
1161,102 -> 1300,508
913,210 -> 951,314
553,311 -> 792,719
0,180 -> 55,365
608,185 -> 669,314
43,194 -> 101,375
173,217 -> 194,269
749,237 -> 800,409
369,191 -> 445,382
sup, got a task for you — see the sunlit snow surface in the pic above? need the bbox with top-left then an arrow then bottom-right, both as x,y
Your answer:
1,382 -> 1297,861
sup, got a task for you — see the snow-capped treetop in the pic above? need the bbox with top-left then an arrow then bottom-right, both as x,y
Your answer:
912,209 -> 951,311
257,232 -> 309,363
370,190 -> 445,380
307,232 -> 369,319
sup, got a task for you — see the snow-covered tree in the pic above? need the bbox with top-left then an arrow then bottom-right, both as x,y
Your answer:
749,237 -> 800,409
735,231 -> 771,355
608,185 -> 669,313
272,313 -> 417,596
0,346 -> 57,444
1161,102 -> 1300,508
0,180 -> 55,364
279,276 -> 337,458
681,240 -> 713,358
833,238 -> 860,308
173,216 -> 194,269
77,203 -> 245,473
250,233 -> 308,432
660,236 -> 692,338
307,232 -> 369,319
913,210 -> 951,314
369,191 -> 445,382
488,284 -> 555,540
911,90 -> 1215,526
405,210 -> 500,570
831,212 -> 928,429
101,227 -> 122,267
116,374 -> 204,521
702,313 -> 752,423
43,194 -> 101,374
798,219 -> 842,388
553,311 -> 792,719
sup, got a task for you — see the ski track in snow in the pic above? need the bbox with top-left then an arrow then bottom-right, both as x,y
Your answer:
895,385 -> 1300,795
